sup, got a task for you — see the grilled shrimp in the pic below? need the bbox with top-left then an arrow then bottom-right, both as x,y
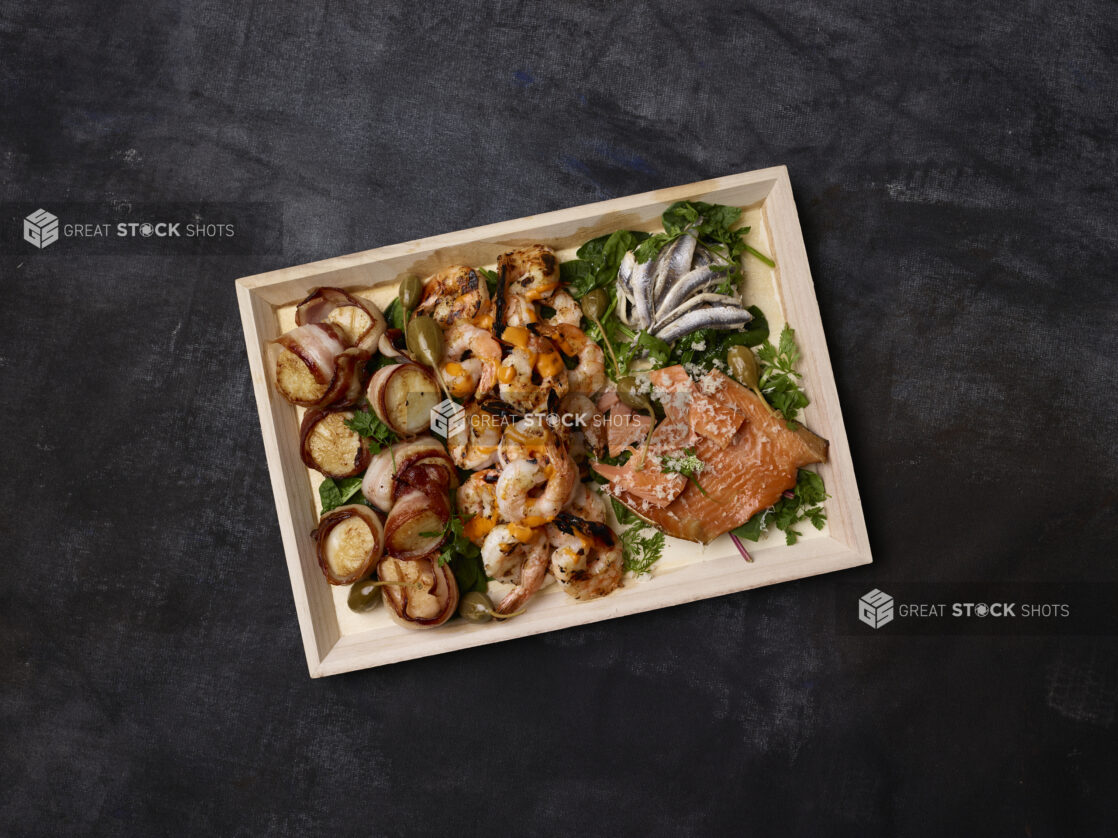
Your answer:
564,480 -> 608,523
481,524 -> 551,614
558,392 -> 606,458
442,321 -> 501,401
497,416 -> 558,468
497,334 -> 569,414
503,294 -> 539,328
446,403 -> 502,471
417,265 -> 490,326
457,469 -> 500,546
541,289 -> 581,327
535,323 -> 606,397
547,512 -> 624,601
499,244 -> 560,302
496,454 -> 577,525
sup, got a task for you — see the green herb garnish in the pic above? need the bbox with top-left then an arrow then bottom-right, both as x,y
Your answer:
756,324 -> 809,428
561,230 -> 650,300
607,500 -> 665,575
733,469 -> 828,546
609,498 -> 666,573
478,267 -> 500,296
343,407 -> 398,454
636,330 -> 672,366
434,495 -> 488,594
633,200 -> 773,269
660,447 -> 709,497
422,489 -> 487,593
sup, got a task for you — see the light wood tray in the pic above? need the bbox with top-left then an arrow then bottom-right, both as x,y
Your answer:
236,166 -> 872,677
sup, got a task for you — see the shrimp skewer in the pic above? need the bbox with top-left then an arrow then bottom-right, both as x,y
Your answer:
441,321 -> 501,401
535,323 -> 606,397
546,512 -> 624,602
447,405 -> 502,471
416,265 -> 491,326
481,525 -> 551,614
496,455 -> 577,526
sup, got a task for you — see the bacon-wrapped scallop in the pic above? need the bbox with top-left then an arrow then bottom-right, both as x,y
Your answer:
299,408 -> 371,479
376,556 -> 458,629
295,287 -> 387,352
366,362 -> 441,436
361,437 -> 457,512
313,505 -> 385,585
383,489 -> 451,560
378,328 -> 410,360
271,323 -> 370,408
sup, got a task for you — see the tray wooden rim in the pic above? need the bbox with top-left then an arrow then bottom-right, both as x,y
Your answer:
236,166 -> 872,677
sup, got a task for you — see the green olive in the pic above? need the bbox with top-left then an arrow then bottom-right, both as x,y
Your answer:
406,315 -> 444,367
726,345 -> 760,390
347,578 -> 385,613
581,289 -> 609,321
459,591 -> 496,624
616,375 -> 652,412
398,275 -> 424,312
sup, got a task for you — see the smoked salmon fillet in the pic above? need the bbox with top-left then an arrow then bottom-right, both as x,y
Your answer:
604,366 -> 828,544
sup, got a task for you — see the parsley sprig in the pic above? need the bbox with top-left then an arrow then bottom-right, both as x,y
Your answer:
756,325 -> 810,429
344,407 -> 399,454
732,469 -> 828,546
430,492 -> 488,594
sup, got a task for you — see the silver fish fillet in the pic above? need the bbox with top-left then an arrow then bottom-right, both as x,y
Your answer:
617,251 -> 636,296
652,305 -> 754,343
616,284 -> 635,326
656,265 -> 722,315
652,233 -> 697,306
629,250 -> 659,329
650,293 -> 743,332
692,243 -> 716,268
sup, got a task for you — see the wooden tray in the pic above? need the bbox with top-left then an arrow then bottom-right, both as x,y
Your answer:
236,166 -> 871,677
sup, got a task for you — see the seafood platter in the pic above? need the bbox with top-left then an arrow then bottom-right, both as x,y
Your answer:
237,167 -> 871,676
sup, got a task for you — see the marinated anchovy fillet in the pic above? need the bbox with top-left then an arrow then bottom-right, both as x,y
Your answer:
652,232 -> 697,306
650,293 -> 744,333
653,306 -> 754,344
656,265 -> 721,315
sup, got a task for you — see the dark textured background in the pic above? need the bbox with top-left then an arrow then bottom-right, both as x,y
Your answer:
2,1 -> 1116,835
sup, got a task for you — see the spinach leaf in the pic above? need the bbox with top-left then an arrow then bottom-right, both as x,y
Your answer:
384,297 -> 405,331
610,497 -> 638,526
319,476 -> 364,513
564,229 -> 649,300
635,200 -> 774,269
